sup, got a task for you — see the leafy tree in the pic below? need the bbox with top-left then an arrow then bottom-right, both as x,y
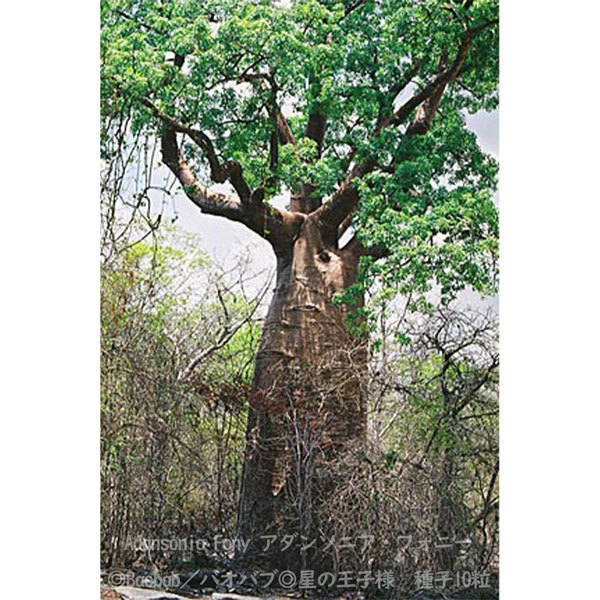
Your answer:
101,0 -> 498,561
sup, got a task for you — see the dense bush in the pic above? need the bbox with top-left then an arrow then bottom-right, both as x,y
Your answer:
101,230 -> 264,568
101,229 -> 498,596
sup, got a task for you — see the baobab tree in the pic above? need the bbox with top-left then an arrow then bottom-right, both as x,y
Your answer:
101,0 -> 498,563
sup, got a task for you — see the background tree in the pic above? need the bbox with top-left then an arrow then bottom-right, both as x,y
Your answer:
101,0 -> 499,565
320,306 -> 499,593
101,224 -> 267,568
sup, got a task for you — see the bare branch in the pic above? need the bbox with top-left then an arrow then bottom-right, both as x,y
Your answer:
178,277 -> 270,382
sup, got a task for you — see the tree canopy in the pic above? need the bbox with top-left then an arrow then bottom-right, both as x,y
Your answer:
101,0 -> 499,316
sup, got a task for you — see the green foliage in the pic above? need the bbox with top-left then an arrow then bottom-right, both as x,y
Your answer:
102,0 -> 499,315
101,227 -> 263,565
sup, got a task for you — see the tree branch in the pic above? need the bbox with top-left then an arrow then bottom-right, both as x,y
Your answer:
343,234 -> 389,260
177,278 -> 270,382
305,110 -> 327,158
276,109 -> 296,145
403,20 -> 496,136
159,124 -> 302,250
342,0 -> 368,19
141,98 -> 252,202
312,159 -> 373,243
405,49 -> 449,136
313,28 -> 482,242
287,104 -> 327,214
240,72 -> 297,148
379,30 -> 473,133
384,59 -> 423,116
160,127 -> 247,222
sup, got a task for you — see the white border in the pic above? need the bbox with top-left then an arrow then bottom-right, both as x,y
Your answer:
501,0 -> 599,597
2,1 -> 599,598
2,1 -> 100,597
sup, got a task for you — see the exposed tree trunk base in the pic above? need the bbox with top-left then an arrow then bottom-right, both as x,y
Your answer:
236,216 -> 367,570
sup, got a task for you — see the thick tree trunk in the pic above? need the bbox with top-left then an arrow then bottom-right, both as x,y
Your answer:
237,214 -> 367,567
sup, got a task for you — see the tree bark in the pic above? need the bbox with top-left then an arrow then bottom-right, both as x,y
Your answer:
237,213 -> 367,568
143,16 -> 493,571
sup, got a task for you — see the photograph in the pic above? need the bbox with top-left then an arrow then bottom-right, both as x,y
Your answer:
6,2 -> 599,599
99,1 -> 500,598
